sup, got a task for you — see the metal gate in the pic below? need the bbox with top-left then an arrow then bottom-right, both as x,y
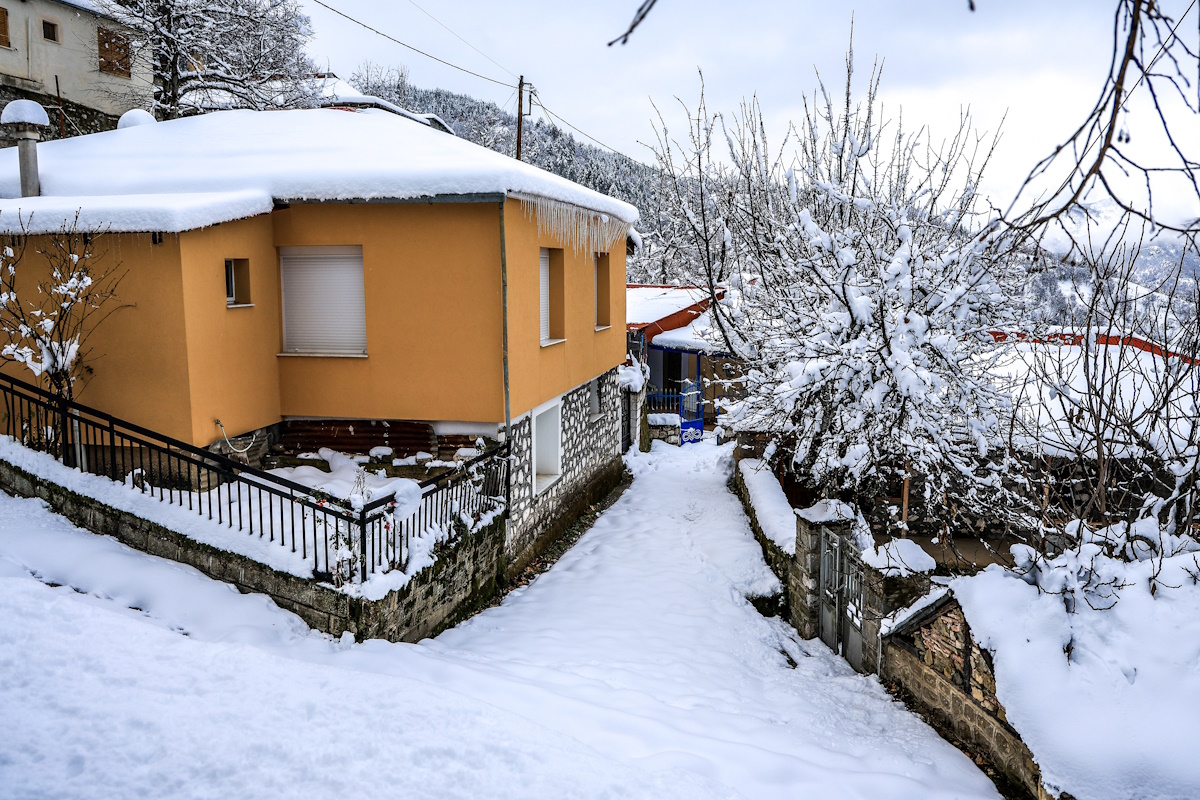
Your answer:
818,525 -> 866,672
680,379 -> 704,444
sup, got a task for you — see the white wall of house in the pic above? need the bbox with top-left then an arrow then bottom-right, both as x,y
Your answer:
0,0 -> 151,117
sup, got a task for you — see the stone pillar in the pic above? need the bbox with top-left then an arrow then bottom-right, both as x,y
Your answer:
788,516 -> 822,638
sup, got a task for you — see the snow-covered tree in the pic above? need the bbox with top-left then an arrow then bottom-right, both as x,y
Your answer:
97,0 -> 317,118
0,219 -> 127,401
653,57 -> 1031,533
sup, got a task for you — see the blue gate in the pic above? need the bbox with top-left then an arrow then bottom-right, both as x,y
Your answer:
646,383 -> 705,445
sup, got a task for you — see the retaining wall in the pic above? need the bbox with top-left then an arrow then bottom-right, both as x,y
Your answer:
0,456 -> 504,643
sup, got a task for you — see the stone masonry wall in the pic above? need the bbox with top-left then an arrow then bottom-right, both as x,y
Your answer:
883,600 -> 1045,799
505,367 -> 623,578
788,516 -> 825,640
0,456 -> 505,644
0,82 -> 118,145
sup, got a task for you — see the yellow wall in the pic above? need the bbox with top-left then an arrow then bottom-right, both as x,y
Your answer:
177,216 -> 283,445
0,232 -> 196,441
270,202 -> 507,423
1,199 -> 629,446
502,198 -> 628,417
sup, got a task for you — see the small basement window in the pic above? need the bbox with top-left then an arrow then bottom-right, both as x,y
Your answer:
539,247 -> 564,345
224,258 -> 251,306
588,379 -> 601,420
594,253 -> 611,328
533,402 -> 562,493
42,20 -> 58,43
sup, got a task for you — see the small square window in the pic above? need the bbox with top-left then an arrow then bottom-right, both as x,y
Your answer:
224,258 -> 251,306
42,20 -> 59,43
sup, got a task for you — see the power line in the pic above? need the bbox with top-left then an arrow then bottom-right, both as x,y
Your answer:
403,0 -> 519,80
531,89 -> 640,162
309,0 -> 516,89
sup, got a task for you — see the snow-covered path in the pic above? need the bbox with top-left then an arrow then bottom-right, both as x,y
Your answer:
0,440 -> 998,799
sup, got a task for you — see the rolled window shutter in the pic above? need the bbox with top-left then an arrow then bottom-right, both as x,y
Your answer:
539,248 -> 550,342
280,246 -> 367,354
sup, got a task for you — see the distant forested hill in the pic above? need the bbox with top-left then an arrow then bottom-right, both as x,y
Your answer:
350,65 -> 660,228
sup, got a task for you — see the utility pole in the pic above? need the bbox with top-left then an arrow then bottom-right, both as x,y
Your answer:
515,75 -> 524,161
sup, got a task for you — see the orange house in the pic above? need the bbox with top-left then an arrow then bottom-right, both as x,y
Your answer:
0,106 -> 638,555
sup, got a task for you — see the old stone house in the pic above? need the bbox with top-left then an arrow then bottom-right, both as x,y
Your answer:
0,0 -> 151,137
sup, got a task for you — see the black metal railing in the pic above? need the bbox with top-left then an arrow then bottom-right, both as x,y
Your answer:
0,371 -> 508,584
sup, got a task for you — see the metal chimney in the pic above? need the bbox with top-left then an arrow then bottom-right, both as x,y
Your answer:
1,100 -> 51,197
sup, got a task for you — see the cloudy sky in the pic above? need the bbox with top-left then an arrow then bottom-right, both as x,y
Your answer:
299,0 -> 1195,215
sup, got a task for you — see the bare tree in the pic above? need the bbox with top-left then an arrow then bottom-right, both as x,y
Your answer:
0,217 -> 128,402
97,0 -> 318,119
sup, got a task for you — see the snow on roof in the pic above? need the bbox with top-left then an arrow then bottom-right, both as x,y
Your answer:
314,78 -> 444,131
0,108 -> 638,234
626,285 -> 708,326
0,190 -> 274,235
653,309 -> 719,353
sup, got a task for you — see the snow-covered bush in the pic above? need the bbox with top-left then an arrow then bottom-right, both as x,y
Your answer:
0,217 -> 127,401
651,57 -> 1028,532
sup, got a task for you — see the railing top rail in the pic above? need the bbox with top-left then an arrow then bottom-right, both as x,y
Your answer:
417,443 -> 509,490
0,370 -> 513,516
0,371 -> 379,514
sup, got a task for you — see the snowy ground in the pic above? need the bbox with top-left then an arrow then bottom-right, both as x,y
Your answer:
0,439 -> 998,799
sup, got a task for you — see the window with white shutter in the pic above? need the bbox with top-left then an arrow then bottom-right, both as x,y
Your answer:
539,248 -> 550,343
539,247 -> 564,345
594,252 -> 610,328
279,246 -> 367,355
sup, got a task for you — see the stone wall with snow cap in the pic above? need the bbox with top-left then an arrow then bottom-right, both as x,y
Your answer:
505,367 -> 623,573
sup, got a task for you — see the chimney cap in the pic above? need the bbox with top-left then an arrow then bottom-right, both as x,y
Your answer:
1,99 -> 50,129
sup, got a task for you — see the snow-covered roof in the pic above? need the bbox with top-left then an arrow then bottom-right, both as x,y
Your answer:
653,310 -> 720,353
626,285 -> 708,327
314,78 -> 453,133
0,108 -> 639,234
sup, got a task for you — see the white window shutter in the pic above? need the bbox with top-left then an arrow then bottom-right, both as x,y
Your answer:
539,248 -> 550,342
280,246 -> 367,354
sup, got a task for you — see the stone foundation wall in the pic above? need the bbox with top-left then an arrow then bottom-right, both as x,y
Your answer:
505,368 -> 623,577
0,456 -> 505,644
883,599 -> 1045,799
648,422 -> 680,446
0,82 -> 119,144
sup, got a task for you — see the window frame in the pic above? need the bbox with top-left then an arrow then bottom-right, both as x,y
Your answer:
41,19 -> 59,43
278,245 -> 368,357
587,379 -> 602,421
594,252 -> 611,330
224,258 -> 251,307
539,247 -> 565,346
532,400 -> 563,494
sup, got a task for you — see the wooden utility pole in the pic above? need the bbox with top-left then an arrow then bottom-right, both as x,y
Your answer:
515,76 -> 525,161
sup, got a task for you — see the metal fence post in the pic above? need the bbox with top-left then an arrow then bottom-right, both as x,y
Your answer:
58,396 -> 72,468
358,505 -> 369,583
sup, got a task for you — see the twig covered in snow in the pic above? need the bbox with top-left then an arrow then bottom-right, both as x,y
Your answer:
0,214 -> 128,401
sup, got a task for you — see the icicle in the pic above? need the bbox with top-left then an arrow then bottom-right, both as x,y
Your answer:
514,193 -> 630,255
